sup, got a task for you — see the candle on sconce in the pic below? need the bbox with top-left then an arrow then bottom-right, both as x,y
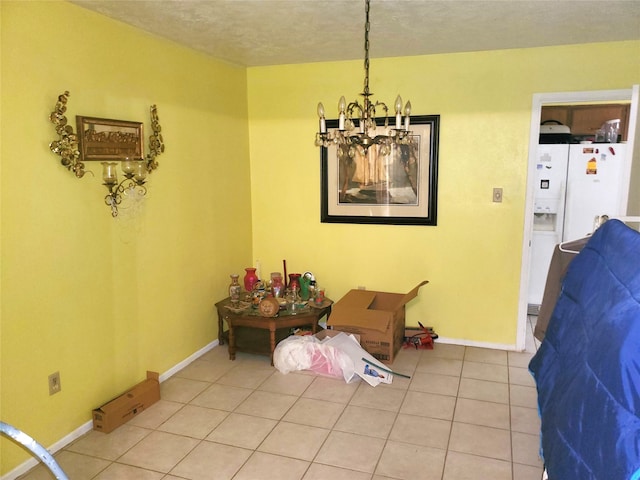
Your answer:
133,161 -> 147,183
121,157 -> 135,177
101,162 -> 118,185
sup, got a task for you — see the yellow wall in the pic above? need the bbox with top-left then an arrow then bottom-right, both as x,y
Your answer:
0,1 -> 251,473
1,0 -> 638,475
247,42 -> 640,346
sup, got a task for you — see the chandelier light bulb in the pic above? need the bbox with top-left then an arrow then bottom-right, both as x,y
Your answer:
317,102 -> 327,133
404,100 -> 412,130
338,96 -> 347,112
395,95 -> 403,129
338,96 -> 347,130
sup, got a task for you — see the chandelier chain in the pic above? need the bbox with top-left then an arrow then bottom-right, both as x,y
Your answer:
363,0 -> 370,96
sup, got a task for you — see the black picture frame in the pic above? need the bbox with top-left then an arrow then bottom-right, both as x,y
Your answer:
320,115 -> 439,225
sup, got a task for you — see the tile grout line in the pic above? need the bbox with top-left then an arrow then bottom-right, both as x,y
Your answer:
438,345 -> 466,480
368,348 -> 421,479
227,364 -> 287,480
256,368 -> 318,480
507,351 -> 515,480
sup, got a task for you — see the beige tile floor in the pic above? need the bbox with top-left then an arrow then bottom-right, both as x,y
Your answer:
20,318 -> 544,480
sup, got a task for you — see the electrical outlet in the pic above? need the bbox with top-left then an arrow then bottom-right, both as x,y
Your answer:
48,371 -> 61,395
493,187 -> 503,203
358,285 -> 366,290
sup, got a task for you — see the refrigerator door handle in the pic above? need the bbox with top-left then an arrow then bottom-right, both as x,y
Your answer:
563,181 -> 571,239
558,181 -> 566,239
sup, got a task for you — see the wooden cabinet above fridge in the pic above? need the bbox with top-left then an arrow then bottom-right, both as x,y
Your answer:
541,104 -> 630,140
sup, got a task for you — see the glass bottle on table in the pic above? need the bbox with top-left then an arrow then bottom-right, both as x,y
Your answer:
285,287 -> 300,314
270,272 -> 284,298
228,274 -> 241,307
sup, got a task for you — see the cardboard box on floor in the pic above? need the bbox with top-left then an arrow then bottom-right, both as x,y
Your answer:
92,371 -> 160,433
327,281 -> 428,364
314,328 -> 360,343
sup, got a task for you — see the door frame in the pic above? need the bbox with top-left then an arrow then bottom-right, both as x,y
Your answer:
516,86 -> 639,351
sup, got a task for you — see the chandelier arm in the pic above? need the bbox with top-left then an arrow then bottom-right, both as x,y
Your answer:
373,101 -> 388,114
347,101 -> 364,119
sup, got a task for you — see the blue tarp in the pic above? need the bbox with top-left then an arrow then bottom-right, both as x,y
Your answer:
529,219 -> 640,480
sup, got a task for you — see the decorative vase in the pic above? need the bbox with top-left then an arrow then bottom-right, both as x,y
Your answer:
299,275 -> 311,301
244,267 -> 259,292
288,273 -> 301,292
270,272 -> 284,298
228,274 -> 241,306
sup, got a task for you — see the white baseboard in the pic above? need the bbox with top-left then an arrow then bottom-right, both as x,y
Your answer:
159,339 -> 219,382
435,336 -> 519,351
1,339 -> 220,480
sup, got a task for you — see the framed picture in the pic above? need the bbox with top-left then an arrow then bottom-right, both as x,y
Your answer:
321,115 -> 439,225
76,116 -> 144,161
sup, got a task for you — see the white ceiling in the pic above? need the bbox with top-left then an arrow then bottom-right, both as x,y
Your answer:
70,0 -> 640,67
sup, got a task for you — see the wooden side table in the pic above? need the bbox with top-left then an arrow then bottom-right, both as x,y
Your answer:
215,297 -> 332,365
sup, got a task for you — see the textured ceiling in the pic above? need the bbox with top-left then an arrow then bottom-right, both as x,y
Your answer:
70,0 -> 640,67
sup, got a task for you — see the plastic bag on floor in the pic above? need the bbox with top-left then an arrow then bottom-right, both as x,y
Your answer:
273,334 -> 357,383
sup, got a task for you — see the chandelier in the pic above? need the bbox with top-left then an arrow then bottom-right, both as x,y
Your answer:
314,0 -> 413,157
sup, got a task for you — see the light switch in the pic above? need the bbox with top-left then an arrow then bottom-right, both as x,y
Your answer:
493,188 -> 503,203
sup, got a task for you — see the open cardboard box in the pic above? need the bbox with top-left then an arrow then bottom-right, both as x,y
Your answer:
327,281 -> 428,364
92,371 -> 160,433
314,328 -> 360,343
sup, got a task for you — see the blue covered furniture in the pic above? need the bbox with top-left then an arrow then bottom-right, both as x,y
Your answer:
529,219 -> 640,480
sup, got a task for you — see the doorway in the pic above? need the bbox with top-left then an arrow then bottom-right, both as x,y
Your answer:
516,86 -> 640,351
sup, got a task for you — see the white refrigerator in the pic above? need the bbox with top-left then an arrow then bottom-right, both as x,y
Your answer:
563,143 -> 627,241
528,143 -> 627,308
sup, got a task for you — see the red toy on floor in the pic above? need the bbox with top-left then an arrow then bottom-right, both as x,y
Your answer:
403,322 -> 437,350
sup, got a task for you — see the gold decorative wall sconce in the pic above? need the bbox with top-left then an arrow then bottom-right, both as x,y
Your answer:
49,91 -> 165,217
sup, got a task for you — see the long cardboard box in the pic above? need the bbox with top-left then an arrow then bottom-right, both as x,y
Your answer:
92,371 -> 160,433
327,281 -> 428,364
